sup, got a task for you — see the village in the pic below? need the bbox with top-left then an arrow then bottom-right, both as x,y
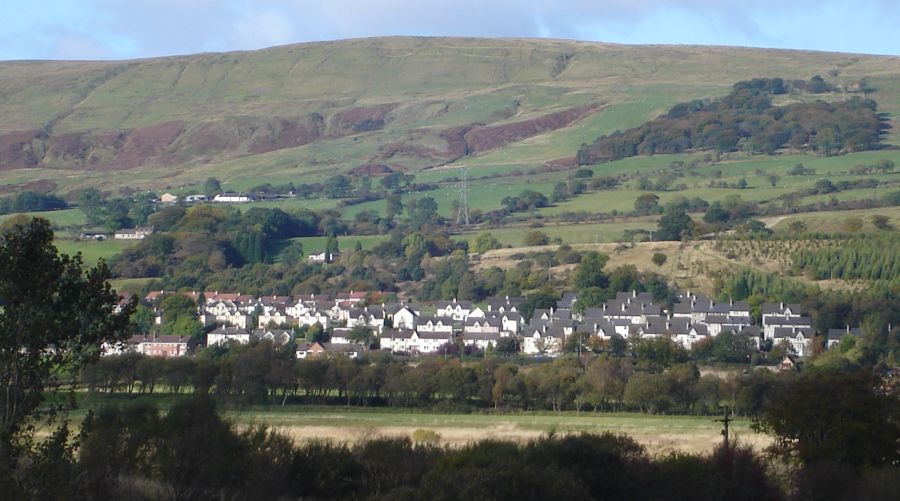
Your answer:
106,286 -> 856,363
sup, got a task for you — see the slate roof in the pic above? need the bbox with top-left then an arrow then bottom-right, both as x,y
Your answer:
773,327 -> 816,339
764,316 -> 812,327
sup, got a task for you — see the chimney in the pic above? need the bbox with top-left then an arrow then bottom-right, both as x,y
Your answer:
621,303 -> 626,312
780,302 -> 785,310
632,290 -> 637,298
666,320 -> 670,330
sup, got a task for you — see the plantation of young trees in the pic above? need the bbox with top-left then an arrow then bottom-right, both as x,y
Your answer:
792,234 -> 900,281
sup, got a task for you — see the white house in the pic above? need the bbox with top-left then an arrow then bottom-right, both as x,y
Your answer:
296,310 -> 331,330
763,315 -> 812,340
252,329 -> 293,345
391,305 -> 419,330
379,329 -> 417,353
207,326 -> 251,347
414,316 -> 453,333
486,295 -> 523,314
773,327 -> 816,357
762,302 -> 803,319
308,251 -> 341,264
379,329 -> 452,354
462,331 -> 503,351
490,312 -> 521,334
214,193 -> 255,203
346,308 -> 383,332
826,327 -> 860,349
114,227 -> 154,240
463,317 -> 502,334
581,318 -> 631,339
258,309 -> 294,328
286,299 -> 316,318
201,300 -> 253,329
435,299 -> 473,321
409,331 -> 454,354
522,327 -> 565,355
330,328 -> 354,344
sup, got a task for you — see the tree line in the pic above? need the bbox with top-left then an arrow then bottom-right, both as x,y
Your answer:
82,335 -> 792,417
0,190 -> 68,215
577,77 -> 887,164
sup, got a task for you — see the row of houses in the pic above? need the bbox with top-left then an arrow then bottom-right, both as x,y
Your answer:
520,291 -> 847,357
148,290 -> 524,339
113,289 -> 857,359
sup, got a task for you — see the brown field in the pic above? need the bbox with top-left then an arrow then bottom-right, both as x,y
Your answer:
475,240 -> 764,293
223,409 -> 772,455
474,237 -> 869,294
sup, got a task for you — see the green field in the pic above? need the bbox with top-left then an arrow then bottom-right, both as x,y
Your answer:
53,239 -> 138,265
109,277 -> 157,294
289,235 -> 391,255
0,208 -> 87,227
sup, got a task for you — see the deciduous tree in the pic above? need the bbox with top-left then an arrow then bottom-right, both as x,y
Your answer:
0,218 -> 136,456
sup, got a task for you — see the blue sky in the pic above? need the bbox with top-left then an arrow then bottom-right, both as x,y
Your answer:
2,0 -> 898,60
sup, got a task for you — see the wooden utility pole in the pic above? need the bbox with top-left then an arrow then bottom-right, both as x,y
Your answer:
714,406 -> 733,448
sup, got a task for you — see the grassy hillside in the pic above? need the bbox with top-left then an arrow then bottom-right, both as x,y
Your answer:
1,37 -> 899,197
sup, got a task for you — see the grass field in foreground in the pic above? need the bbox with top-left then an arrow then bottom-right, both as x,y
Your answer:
53,392 -> 768,455
221,407 -> 768,454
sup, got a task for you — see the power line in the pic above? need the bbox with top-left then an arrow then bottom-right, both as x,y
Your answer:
714,406 -> 734,448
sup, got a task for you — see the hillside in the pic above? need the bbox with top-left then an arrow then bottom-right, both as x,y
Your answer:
1,37 -> 900,195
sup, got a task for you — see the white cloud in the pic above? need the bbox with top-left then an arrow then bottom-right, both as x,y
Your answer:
1,0 -> 898,60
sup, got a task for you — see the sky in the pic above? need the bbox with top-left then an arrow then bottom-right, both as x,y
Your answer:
2,0 -> 899,61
